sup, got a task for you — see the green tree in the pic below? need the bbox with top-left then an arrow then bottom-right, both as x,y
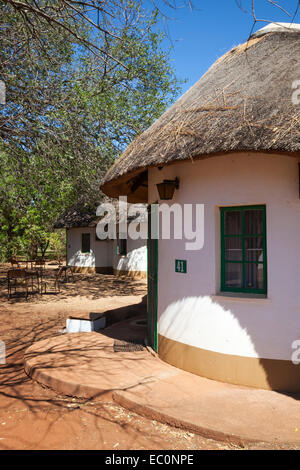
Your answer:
0,1 -> 181,260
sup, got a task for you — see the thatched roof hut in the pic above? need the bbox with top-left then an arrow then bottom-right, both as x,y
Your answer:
101,24 -> 300,202
99,24 -> 300,393
53,204 -> 101,229
54,199 -> 148,276
53,199 -> 147,229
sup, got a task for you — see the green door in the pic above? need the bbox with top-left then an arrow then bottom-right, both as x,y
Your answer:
147,203 -> 158,351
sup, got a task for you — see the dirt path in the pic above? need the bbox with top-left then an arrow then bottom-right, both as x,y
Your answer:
0,266 -> 294,450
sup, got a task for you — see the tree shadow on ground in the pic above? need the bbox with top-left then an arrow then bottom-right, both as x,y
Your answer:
0,264 -> 146,304
0,284 -> 158,450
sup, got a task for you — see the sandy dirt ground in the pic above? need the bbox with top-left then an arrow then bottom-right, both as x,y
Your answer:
0,264 -> 295,450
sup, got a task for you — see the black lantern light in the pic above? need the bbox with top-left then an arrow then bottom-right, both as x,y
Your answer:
156,177 -> 179,200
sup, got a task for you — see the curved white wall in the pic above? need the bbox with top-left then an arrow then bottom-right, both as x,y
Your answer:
67,227 -> 113,268
67,224 -> 147,274
113,222 -> 148,274
148,153 -> 300,362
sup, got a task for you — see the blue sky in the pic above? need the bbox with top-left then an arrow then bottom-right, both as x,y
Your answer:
154,0 -> 300,94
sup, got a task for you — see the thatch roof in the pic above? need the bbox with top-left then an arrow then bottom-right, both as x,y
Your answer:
53,200 -> 147,229
53,203 -> 101,229
101,24 -> 300,202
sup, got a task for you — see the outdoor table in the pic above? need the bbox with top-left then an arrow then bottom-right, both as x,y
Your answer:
7,267 -> 40,299
26,260 -> 37,270
17,260 -> 36,269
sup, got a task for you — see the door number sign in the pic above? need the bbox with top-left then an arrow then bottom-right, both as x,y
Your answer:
175,259 -> 187,273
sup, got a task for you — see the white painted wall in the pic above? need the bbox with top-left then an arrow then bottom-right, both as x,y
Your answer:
66,223 -> 147,273
66,227 -> 113,268
113,221 -> 147,273
148,153 -> 300,361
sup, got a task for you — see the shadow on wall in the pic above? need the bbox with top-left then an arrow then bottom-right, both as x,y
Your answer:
158,295 -> 300,395
70,250 -> 95,268
115,247 -> 147,273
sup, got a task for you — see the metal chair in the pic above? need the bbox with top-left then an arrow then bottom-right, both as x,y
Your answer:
34,259 -> 45,278
64,265 -> 75,282
33,259 -> 45,293
7,269 -> 30,300
41,267 -> 63,294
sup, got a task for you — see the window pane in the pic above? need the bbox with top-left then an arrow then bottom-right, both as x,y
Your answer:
245,237 -> 264,262
245,263 -> 264,290
221,206 -> 266,293
225,263 -> 243,288
224,211 -> 241,235
245,209 -> 263,235
82,233 -> 90,253
225,237 -> 242,261
120,239 -> 127,255
118,237 -> 127,255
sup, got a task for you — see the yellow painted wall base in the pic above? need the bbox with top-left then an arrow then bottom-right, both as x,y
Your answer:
71,266 -> 113,274
158,334 -> 300,392
113,269 -> 147,280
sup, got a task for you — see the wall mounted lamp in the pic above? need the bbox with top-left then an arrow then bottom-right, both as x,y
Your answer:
156,177 -> 179,200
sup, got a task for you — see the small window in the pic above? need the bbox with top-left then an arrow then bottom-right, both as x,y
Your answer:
220,205 -> 267,294
117,235 -> 127,256
81,233 -> 90,253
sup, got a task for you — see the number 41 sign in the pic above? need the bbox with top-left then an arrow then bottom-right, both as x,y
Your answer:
175,259 -> 187,273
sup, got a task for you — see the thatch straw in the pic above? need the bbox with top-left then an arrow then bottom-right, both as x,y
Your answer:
101,29 -> 300,199
53,203 -> 102,229
53,199 -> 146,228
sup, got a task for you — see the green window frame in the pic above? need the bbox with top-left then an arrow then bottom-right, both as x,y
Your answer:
220,205 -> 267,295
117,236 -> 127,256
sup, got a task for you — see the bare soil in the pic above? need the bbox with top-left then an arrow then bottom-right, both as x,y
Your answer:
0,264 -> 295,450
